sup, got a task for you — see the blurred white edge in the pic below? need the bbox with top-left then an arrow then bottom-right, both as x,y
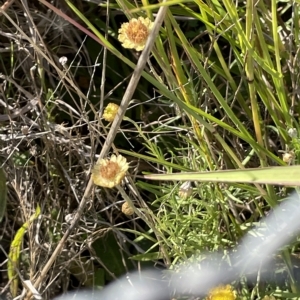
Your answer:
23,280 -> 42,300
54,191 -> 300,300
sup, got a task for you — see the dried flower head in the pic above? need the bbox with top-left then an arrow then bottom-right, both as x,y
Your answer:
282,151 -> 295,164
122,201 -> 134,216
178,181 -> 193,199
21,126 -> 29,135
118,17 -> 154,51
288,128 -> 297,139
207,285 -> 236,300
103,103 -> 119,122
92,155 -> 129,188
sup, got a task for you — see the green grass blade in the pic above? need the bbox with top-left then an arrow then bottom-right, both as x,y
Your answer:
144,166 -> 300,186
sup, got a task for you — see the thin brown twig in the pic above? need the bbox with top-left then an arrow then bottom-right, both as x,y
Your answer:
0,0 -> 15,16
24,1 -> 169,299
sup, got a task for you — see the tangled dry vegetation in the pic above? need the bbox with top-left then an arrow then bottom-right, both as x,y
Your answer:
0,1 -> 156,298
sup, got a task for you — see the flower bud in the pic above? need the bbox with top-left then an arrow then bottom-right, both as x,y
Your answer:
178,181 -> 193,199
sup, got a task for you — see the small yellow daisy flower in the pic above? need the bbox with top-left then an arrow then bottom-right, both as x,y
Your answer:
207,285 -> 236,300
122,201 -> 134,216
91,155 -> 129,188
103,103 -> 119,122
118,17 -> 154,51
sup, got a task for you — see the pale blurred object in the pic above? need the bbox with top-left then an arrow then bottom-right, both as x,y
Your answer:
288,128 -> 298,139
282,151 -> 295,164
178,181 -> 193,199
54,192 -> 300,300
59,56 -> 68,66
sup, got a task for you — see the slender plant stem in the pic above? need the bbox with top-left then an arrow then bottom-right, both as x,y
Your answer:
24,2 -> 169,299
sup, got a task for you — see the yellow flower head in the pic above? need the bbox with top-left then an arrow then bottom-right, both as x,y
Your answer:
92,155 -> 129,188
207,285 -> 236,300
103,103 -> 119,122
118,17 -> 154,51
122,201 -> 134,216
